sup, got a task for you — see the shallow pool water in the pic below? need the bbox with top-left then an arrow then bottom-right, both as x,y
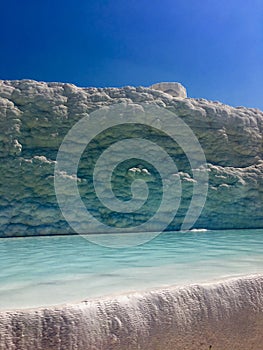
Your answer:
0,229 -> 262,310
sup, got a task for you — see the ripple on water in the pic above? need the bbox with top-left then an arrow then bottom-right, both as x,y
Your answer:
0,229 -> 262,309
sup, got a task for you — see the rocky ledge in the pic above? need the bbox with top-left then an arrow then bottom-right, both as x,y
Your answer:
0,80 -> 262,237
0,275 -> 262,350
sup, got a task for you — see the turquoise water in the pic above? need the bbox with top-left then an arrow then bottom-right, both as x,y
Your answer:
0,229 -> 262,310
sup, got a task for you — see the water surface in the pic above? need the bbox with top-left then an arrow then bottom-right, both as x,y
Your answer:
0,229 -> 262,310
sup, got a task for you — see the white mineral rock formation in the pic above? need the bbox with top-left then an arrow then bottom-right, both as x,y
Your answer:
0,79 -> 262,236
0,275 -> 262,350
150,81 -> 187,98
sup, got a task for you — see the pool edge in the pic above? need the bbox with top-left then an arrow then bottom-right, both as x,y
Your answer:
0,274 -> 262,350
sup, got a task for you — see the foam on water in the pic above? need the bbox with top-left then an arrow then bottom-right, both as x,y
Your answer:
0,229 -> 262,310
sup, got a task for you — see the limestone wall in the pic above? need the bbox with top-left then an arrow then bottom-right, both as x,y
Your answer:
0,80 -> 262,236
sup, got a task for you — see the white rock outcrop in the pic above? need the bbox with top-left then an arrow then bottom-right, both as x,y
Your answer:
0,275 -> 262,350
0,79 -> 262,236
150,81 -> 187,98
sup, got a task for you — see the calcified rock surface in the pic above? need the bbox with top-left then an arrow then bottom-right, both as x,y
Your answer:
0,79 -> 263,236
150,81 -> 187,98
0,275 -> 262,350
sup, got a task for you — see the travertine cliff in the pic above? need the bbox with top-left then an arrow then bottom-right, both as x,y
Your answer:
0,79 -> 262,236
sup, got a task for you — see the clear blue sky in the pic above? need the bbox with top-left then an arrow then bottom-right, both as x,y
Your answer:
0,0 -> 263,110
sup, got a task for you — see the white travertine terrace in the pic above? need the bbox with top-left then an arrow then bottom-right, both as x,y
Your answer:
0,81 -> 262,349
0,79 -> 262,236
0,275 -> 262,350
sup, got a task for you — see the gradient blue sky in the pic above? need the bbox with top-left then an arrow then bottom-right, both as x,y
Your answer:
0,0 -> 263,109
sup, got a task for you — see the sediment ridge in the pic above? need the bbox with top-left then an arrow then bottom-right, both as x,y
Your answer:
0,275 -> 262,350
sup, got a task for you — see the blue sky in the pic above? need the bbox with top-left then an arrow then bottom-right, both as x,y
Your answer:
0,0 -> 263,110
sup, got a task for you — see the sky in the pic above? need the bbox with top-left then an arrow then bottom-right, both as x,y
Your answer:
0,0 -> 263,110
